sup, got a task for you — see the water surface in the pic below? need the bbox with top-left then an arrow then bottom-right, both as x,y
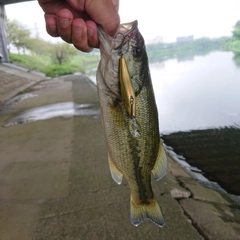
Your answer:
151,51 -> 240,133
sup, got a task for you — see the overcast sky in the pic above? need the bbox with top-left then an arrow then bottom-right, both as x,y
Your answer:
5,0 -> 240,43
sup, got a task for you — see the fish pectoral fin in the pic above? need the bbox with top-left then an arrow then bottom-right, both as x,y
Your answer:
130,196 -> 164,227
108,154 -> 123,185
152,141 -> 168,181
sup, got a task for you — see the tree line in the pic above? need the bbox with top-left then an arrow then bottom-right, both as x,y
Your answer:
146,20 -> 240,66
146,36 -> 228,63
5,19 -> 101,77
224,20 -> 240,66
6,19 -> 78,65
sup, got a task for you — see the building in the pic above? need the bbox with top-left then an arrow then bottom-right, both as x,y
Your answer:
147,36 -> 163,45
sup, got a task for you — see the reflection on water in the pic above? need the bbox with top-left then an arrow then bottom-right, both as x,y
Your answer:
177,55 -> 194,62
151,51 -> 240,133
3,102 -> 100,127
4,93 -> 38,106
233,53 -> 240,67
152,51 -> 240,197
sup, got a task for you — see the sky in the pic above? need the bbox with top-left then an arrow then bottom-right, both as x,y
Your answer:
5,0 -> 240,43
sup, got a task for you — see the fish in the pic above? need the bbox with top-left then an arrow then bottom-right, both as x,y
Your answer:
96,20 -> 168,227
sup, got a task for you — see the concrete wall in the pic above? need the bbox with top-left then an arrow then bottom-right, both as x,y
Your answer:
0,5 -> 9,62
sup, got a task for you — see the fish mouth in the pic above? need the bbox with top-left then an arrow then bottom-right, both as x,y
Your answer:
113,20 -> 138,54
117,20 -> 138,36
98,20 -> 138,54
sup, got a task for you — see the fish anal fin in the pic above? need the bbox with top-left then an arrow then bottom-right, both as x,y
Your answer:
152,141 -> 168,181
108,154 -> 123,185
130,196 -> 164,227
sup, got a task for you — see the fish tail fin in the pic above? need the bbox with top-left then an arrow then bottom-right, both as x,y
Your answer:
130,196 -> 164,227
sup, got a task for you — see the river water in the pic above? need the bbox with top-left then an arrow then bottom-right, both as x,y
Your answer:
151,51 -> 240,133
151,51 -> 240,196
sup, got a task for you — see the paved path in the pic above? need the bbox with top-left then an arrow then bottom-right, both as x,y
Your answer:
0,66 -> 240,240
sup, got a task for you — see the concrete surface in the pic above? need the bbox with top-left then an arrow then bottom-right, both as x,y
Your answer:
0,65 -> 240,240
0,64 -> 44,105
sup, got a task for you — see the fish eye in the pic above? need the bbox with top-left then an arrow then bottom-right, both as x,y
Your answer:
132,46 -> 142,58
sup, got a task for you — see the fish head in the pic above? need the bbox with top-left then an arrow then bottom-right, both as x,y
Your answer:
98,20 -> 149,100
118,21 -> 149,91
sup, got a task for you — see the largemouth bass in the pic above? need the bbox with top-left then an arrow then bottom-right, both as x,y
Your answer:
96,20 -> 167,227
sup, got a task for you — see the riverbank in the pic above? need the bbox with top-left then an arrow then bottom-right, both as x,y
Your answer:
0,63 -> 240,239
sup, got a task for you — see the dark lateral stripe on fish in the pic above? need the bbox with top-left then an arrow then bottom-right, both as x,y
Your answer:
128,130 -> 150,204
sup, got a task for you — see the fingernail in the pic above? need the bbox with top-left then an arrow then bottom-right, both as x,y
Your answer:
48,25 -> 56,32
60,18 -> 70,28
74,27 -> 83,37
88,28 -> 94,38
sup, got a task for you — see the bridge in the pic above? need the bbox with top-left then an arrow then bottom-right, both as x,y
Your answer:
0,0 -> 34,62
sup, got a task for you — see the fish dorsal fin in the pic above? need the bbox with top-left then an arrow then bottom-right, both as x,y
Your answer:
152,141 -> 168,180
108,154 -> 123,185
119,57 -> 136,118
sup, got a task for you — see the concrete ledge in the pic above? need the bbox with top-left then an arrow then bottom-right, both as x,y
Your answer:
0,64 -> 44,104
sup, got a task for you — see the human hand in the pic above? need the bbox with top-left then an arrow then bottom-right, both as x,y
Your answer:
38,0 -> 120,52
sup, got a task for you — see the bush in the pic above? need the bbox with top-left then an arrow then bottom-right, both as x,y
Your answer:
44,63 -> 83,77
9,53 -> 51,72
9,53 -> 85,77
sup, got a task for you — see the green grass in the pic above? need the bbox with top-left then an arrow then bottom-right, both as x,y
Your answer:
9,53 -> 51,72
45,63 -> 83,77
9,52 -> 100,77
